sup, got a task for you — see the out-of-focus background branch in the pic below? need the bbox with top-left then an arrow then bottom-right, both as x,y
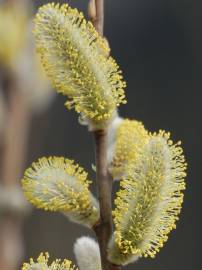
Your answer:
0,0 -> 200,270
0,0 -> 53,270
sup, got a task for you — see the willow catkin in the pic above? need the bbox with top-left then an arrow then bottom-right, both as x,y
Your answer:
107,118 -> 149,180
74,237 -> 101,270
0,2 -> 27,68
108,131 -> 186,265
21,157 -> 99,228
34,3 -> 126,128
22,253 -> 78,270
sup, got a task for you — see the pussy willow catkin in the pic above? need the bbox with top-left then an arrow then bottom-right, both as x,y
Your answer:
22,252 -> 78,270
108,131 -> 186,265
34,3 -> 126,127
74,237 -> 101,270
0,2 -> 27,68
21,157 -> 99,227
107,118 -> 149,180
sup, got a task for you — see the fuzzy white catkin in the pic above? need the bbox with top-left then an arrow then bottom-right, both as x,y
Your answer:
107,113 -> 123,166
74,237 -> 101,270
107,116 -> 149,181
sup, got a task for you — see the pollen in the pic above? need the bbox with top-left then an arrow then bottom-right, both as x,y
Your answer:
21,157 -> 99,227
22,252 -> 78,270
34,3 -> 126,126
109,131 -> 186,264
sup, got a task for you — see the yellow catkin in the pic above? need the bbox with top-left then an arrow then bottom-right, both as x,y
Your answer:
108,131 -> 186,265
22,252 -> 78,270
34,3 -> 126,126
21,157 -> 99,227
109,119 -> 149,179
0,2 -> 27,68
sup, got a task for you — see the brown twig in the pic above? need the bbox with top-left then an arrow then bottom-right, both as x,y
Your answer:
1,76 -> 30,187
89,1 -> 121,269
89,0 -> 104,35
0,74 -> 30,270
0,2 -> 31,269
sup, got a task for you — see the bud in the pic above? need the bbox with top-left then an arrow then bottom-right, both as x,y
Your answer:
74,236 -> 101,270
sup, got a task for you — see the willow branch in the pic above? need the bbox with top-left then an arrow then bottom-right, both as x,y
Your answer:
2,80 -> 30,186
93,130 -> 120,270
89,0 -> 104,35
0,74 -> 30,270
89,1 -> 121,269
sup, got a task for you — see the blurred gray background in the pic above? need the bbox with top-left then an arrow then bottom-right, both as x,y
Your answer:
24,0 -> 200,269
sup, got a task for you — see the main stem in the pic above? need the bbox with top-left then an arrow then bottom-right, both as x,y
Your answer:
90,1 -> 121,269
94,0 -> 104,36
93,131 -> 120,270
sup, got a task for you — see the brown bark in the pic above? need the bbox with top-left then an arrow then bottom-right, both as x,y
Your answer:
93,130 -> 120,270
89,0 -> 104,36
89,0 -> 121,269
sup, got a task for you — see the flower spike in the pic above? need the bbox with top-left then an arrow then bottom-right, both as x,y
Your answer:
21,157 -> 99,227
34,3 -> 126,128
22,252 -> 78,270
74,236 -> 101,270
107,118 -> 149,180
108,131 -> 186,265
